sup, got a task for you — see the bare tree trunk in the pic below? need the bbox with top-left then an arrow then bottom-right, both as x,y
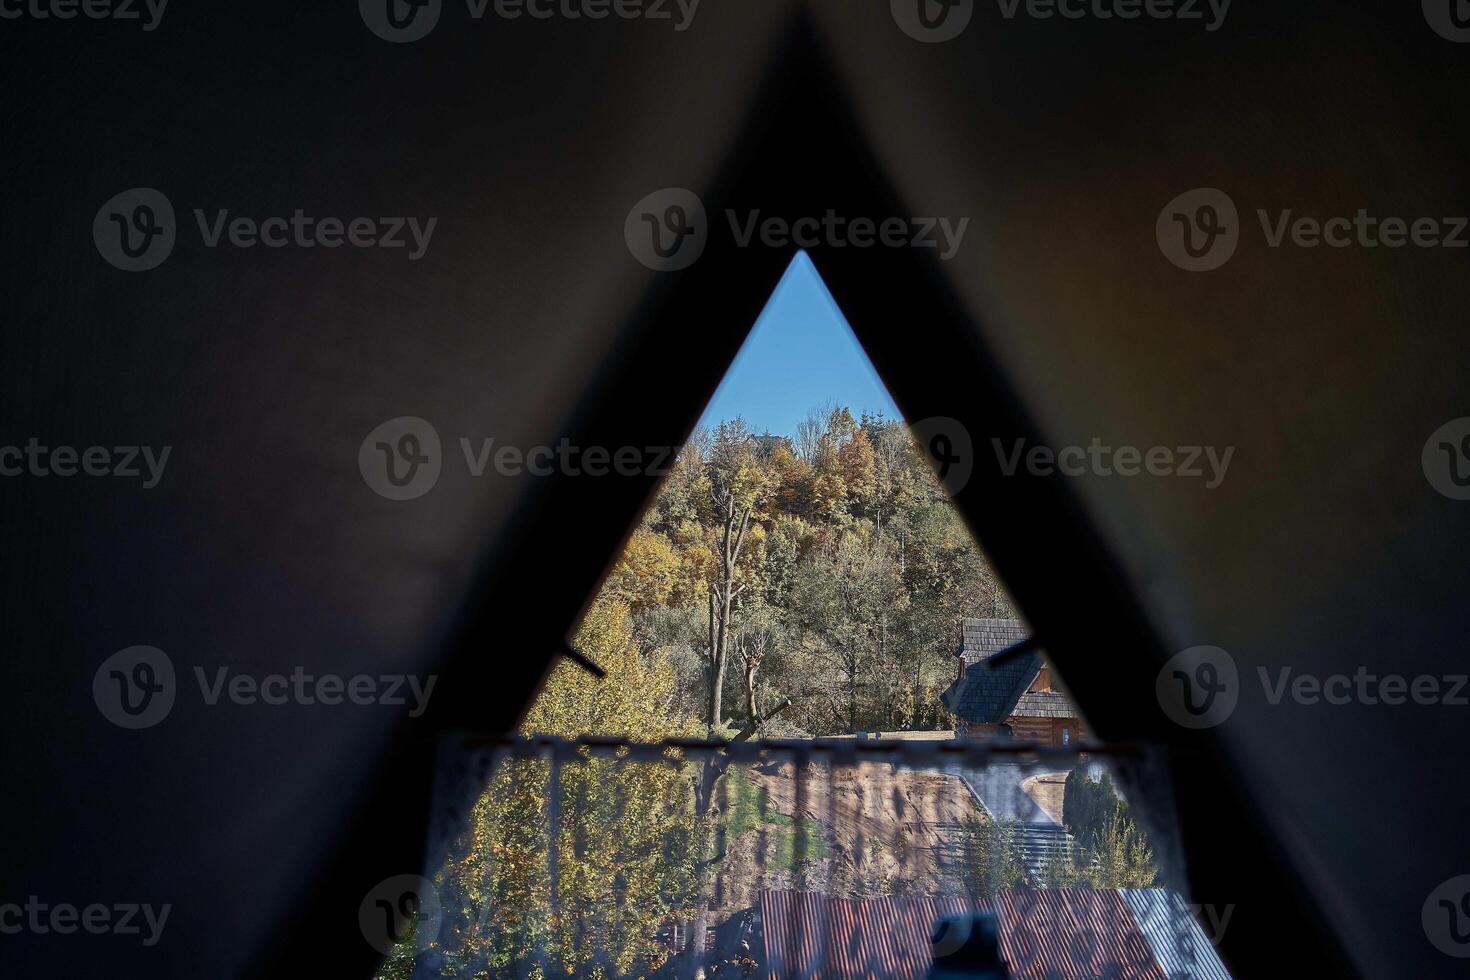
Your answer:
742,645 -> 760,729
706,591 -> 717,729
707,496 -> 752,733
740,633 -> 767,733
706,554 -> 719,730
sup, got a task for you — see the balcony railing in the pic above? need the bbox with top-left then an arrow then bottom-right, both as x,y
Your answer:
377,735 -> 1229,980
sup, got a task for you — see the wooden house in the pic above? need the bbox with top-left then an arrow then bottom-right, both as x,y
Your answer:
940,618 -> 1086,746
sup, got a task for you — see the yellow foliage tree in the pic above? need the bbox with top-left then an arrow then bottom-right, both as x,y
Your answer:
426,598 -> 706,978
601,527 -> 681,619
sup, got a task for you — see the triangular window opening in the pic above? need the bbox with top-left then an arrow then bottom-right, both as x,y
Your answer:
543,251 -> 1042,745
382,254 -> 1230,980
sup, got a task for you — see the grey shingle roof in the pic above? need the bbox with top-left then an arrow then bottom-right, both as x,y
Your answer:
1011,690 -> 1075,718
958,618 -> 1030,664
942,618 -> 1080,724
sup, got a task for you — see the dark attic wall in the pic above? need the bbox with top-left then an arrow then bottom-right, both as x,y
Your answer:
0,4 -> 798,978
811,3 -> 1470,978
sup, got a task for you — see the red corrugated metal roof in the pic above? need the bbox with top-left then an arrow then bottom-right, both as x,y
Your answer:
760,891 -> 971,978
995,888 -> 1165,980
759,889 -> 1169,979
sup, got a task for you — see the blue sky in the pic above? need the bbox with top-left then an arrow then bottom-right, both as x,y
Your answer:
697,252 -> 902,437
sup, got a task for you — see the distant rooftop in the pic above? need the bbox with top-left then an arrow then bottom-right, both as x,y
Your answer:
958,618 -> 1030,665
943,618 -> 1045,724
759,888 -> 1231,980
1011,690 -> 1075,719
